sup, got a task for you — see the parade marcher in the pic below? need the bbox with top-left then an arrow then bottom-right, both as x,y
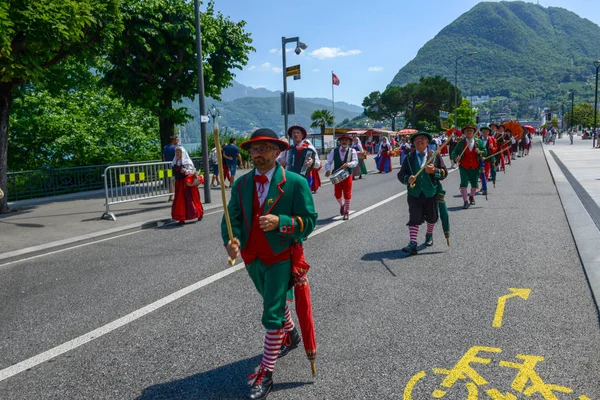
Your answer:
400,136 -> 412,166
451,125 -> 487,209
447,134 -> 459,169
325,135 -> 358,220
397,131 -> 447,255
222,128 -> 317,400
351,136 -> 367,179
304,139 -> 322,193
277,125 -> 321,185
376,136 -> 392,173
480,126 -> 498,193
495,124 -> 508,170
171,146 -> 203,224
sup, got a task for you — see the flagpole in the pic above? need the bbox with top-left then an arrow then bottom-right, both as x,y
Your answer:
332,71 -> 335,139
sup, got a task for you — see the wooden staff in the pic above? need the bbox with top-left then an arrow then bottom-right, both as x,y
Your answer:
482,146 -> 510,161
409,134 -> 454,188
213,117 -> 236,266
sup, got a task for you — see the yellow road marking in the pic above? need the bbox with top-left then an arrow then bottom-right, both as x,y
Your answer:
493,288 -> 531,328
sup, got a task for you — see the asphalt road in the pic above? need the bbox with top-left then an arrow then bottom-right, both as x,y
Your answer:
1,141 -> 599,399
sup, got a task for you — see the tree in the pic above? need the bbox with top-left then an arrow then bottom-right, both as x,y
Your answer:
310,109 -> 334,135
565,102 -> 594,128
362,86 -> 404,131
447,98 -> 477,128
400,76 -> 456,130
0,0 -> 122,213
9,61 -> 160,169
104,0 -> 254,151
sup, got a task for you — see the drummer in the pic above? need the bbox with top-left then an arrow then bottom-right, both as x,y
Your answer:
325,135 -> 358,220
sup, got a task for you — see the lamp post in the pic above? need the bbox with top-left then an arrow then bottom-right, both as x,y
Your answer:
454,52 -> 477,127
193,0 -> 210,202
593,60 -> 600,148
281,36 -> 307,135
569,90 -> 575,133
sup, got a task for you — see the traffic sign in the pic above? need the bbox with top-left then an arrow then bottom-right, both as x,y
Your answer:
200,115 -> 210,123
286,64 -> 301,77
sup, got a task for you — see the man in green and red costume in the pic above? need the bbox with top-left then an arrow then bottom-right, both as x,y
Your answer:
451,125 -> 487,209
397,131 -> 447,255
222,128 -> 317,400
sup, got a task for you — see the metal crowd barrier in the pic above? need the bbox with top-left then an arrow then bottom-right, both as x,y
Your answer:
101,161 -> 174,221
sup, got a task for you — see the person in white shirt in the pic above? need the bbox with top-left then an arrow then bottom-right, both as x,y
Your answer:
325,135 -> 358,220
277,125 -> 320,180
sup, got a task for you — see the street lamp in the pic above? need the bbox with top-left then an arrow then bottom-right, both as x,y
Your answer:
282,37 -> 307,135
593,60 -> 600,148
193,0 -> 210,203
569,90 -> 575,132
454,52 -> 477,127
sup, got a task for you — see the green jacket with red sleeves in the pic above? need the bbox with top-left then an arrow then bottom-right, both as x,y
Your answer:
221,163 -> 317,253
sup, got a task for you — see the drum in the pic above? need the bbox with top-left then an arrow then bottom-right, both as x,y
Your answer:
330,169 -> 350,185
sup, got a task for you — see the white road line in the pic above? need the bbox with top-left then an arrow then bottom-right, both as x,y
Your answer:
0,173 -> 452,382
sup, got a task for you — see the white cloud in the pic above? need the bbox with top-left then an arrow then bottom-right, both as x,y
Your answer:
247,65 -> 256,71
259,62 -> 272,71
368,66 -> 384,72
313,68 -> 320,72
309,47 -> 361,60
272,67 -> 282,73
269,48 -> 278,54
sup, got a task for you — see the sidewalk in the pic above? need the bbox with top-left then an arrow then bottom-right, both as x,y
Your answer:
0,155 -> 382,263
541,134 -> 600,308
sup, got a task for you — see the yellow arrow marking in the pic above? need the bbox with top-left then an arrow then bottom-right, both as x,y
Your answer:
493,288 -> 531,328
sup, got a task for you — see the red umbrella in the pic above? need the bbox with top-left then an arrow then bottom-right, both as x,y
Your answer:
397,129 -> 418,135
524,125 -> 535,133
290,243 -> 317,376
446,127 -> 462,137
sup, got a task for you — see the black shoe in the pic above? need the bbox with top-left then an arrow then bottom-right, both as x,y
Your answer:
340,205 -> 344,216
424,234 -> 433,247
343,213 -> 349,220
246,370 -> 273,400
482,190 -> 487,196
469,196 -> 475,205
401,241 -> 418,255
463,201 -> 470,209
278,328 -> 301,358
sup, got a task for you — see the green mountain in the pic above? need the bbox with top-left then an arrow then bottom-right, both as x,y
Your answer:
177,81 -> 362,142
389,1 -> 600,113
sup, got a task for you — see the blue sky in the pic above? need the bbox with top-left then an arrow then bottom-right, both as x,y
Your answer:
213,0 -> 600,107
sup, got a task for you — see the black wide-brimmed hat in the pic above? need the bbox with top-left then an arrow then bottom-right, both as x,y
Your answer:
409,131 -> 432,144
480,126 -> 491,132
241,128 -> 290,151
337,134 -> 352,142
287,125 -> 307,139
489,122 -> 499,128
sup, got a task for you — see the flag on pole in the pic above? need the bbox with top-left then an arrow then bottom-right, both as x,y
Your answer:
332,72 -> 340,86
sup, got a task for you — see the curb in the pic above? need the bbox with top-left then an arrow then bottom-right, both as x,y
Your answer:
541,139 -> 600,313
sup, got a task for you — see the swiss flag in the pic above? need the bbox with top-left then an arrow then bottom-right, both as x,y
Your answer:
332,72 -> 340,86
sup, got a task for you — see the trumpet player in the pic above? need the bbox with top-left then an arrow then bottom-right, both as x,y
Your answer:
397,132 -> 447,255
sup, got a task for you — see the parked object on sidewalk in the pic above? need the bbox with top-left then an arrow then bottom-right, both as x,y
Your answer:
101,160 -> 177,221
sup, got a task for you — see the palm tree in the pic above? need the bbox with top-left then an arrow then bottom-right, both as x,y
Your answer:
310,109 -> 334,135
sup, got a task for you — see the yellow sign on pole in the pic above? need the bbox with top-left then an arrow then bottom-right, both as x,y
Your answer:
286,64 -> 300,77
